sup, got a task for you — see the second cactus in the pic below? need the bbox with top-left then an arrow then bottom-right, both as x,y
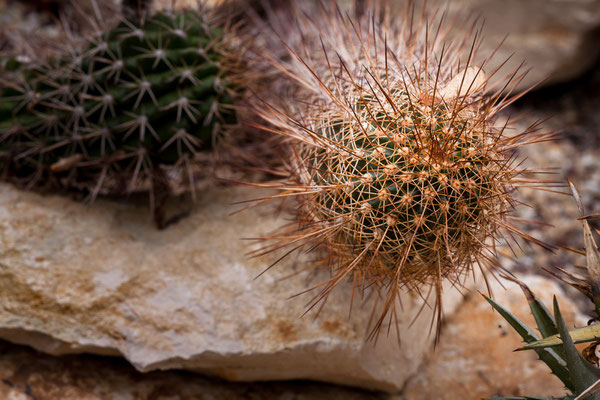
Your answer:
0,8 -> 240,225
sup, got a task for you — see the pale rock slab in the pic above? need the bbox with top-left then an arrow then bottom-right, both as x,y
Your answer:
373,0 -> 600,91
0,340 -> 380,400
0,183 -> 474,392
0,275 -> 586,399
441,0 -> 600,91
334,0 -> 600,92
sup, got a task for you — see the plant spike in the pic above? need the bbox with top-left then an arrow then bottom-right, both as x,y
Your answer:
519,324 -> 600,351
554,297 -> 600,397
484,294 -> 573,392
488,289 -> 600,399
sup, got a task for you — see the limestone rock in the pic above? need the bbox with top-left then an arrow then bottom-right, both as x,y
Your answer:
0,183 -> 474,392
0,340 -> 381,400
395,0 -> 600,92
400,275 -> 585,399
0,275 -> 586,399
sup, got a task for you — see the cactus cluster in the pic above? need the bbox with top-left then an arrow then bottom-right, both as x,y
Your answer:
0,7 -> 241,226
253,2 -> 553,339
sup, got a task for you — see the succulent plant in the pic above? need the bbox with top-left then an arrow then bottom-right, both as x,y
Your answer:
252,2 -> 554,339
488,183 -> 600,400
486,291 -> 599,400
0,6 -> 243,227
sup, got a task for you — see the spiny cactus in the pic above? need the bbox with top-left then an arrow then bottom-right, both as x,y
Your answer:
0,6 -> 243,227
488,183 -> 600,400
251,2 -> 555,340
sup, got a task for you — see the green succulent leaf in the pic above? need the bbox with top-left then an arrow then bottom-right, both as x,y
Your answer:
583,219 -> 600,315
526,287 -> 559,337
511,278 -> 565,359
578,355 -> 600,382
554,297 -> 600,398
574,378 -> 600,400
484,295 -> 573,391
519,324 -> 600,351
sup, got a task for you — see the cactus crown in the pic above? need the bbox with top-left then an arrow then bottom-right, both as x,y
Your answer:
252,2 -> 554,340
0,7 -> 241,225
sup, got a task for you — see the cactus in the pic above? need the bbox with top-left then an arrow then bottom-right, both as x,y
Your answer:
252,2 -> 554,340
488,183 -> 600,400
0,6 -> 242,227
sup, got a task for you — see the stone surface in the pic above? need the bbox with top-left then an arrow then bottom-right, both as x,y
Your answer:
469,0 -> 600,91
0,340 -> 381,400
389,0 -> 600,92
0,183 -> 474,393
399,275 -> 584,399
0,275 -> 583,400
492,62 -> 600,284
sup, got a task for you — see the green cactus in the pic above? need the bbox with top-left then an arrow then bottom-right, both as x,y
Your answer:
0,8 -> 240,227
306,92 -> 502,284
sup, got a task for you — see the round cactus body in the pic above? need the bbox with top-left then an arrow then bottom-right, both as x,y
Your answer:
0,8 -> 238,203
305,92 -> 504,285
253,2 -> 554,339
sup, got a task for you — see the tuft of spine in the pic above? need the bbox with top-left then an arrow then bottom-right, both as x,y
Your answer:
251,1 -> 556,341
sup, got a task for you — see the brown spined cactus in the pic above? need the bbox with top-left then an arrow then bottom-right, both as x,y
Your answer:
252,1 -> 556,341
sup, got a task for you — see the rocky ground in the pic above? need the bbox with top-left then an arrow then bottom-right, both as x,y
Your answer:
0,276 -> 582,400
0,340 -> 380,400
